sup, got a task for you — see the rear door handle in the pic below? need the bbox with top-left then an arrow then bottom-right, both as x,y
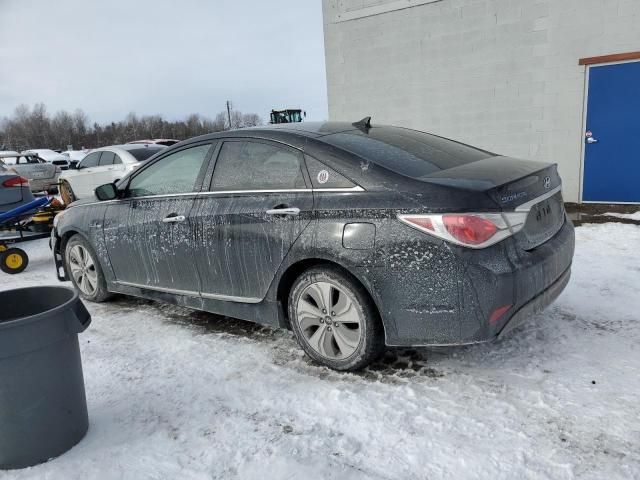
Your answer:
266,207 -> 300,216
162,214 -> 186,223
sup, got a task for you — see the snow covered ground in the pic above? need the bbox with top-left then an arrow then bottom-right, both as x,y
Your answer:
601,211 -> 640,221
1,223 -> 639,480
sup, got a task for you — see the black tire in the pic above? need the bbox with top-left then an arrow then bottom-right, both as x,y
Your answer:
64,234 -> 112,302
0,248 -> 29,274
60,180 -> 76,205
288,266 -> 384,371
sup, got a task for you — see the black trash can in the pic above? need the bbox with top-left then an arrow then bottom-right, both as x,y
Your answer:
0,286 -> 91,470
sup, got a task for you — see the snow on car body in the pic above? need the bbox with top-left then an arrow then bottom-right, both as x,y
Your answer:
22,149 -> 71,170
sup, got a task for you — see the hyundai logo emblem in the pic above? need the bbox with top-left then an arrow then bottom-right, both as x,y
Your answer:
543,176 -> 551,189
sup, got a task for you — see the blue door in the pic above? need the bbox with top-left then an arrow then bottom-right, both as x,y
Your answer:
583,61 -> 640,202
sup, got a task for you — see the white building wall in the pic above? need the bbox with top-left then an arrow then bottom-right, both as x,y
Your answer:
322,0 -> 640,202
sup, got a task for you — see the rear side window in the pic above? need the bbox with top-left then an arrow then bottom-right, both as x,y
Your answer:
305,156 -> 356,189
322,127 -> 493,178
127,147 -> 165,161
79,152 -> 100,168
127,144 -> 211,197
98,151 -> 116,166
113,154 -> 122,165
211,141 -> 306,191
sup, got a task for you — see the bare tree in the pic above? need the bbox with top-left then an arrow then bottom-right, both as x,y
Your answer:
242,113 -> 262,127
0,103 -> 263,150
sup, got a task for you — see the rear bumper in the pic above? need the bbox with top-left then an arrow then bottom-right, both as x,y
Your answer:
29,177 -> 58,192
497,265 -> 571,339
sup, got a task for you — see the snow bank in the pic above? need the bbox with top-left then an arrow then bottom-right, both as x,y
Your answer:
1,223 -> 639,479
600,211 -> 640,221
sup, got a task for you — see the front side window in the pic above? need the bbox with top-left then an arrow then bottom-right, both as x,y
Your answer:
79,152 -> 100,168
211,141 -> 306,191
127,144 -> 211,197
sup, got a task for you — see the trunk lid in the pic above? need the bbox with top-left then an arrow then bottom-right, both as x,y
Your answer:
421,156 -> 565,249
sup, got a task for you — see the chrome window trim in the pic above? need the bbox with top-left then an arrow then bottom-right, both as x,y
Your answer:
515,185 -> 562,212
200,188 -> 309,196
115,281 -> 262,304
312,186 -> 365,193
68,186 -> 365,208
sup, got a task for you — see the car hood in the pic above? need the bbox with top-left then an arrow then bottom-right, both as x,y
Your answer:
68,196 -> 98,208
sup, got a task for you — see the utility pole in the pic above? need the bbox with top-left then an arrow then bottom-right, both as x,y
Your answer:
226,100 -> 232,130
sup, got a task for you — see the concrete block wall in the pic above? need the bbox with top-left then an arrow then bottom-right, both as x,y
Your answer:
322,0 -> 640,202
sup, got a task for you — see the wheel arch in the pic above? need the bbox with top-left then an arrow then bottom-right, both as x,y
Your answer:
59,229 -> 83,253
59,229 -> 109,278
275,258 -> 388,341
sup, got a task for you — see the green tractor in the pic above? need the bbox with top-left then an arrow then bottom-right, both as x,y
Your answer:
269,109 -> 306,124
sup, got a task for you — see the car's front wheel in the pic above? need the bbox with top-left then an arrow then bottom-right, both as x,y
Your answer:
288,266 -> 384,371
64,235 -> 112,302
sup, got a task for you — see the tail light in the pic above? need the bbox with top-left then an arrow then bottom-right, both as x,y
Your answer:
2,176 -> 29,188
397,212 -> 528,248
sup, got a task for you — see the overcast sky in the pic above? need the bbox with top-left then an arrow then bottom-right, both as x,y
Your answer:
0,0 -> 328,124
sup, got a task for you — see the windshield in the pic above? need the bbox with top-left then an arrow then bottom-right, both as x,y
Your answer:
322,126 -> 494,178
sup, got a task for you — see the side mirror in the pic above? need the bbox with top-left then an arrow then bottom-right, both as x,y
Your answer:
95,183 -> 118,201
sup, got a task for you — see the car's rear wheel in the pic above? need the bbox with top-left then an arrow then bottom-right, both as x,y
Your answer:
288,266 -> 384,371
60,180 -> 76,205
64,235 -> 111,302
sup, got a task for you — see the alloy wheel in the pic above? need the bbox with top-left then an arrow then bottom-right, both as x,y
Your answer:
68,244 -> 98,296
296,281 -> 362,360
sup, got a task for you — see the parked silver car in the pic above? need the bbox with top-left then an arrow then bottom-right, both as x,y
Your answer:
0,153 -> 60,193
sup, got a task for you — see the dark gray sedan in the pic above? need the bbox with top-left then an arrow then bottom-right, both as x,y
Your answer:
51,120 -> 574,370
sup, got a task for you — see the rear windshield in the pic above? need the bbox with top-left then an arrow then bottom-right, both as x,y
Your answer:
128,147 -> 165,161
321,127 -> 494,178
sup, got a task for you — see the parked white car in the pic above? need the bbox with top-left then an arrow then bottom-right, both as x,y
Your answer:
23,149 -> 71,170
62,149 -> 90,167
58,144 -> 166,203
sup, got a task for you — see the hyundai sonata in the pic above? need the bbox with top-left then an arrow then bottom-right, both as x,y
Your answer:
51,119 -> 574,370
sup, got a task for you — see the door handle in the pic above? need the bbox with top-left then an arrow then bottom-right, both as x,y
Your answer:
266,207 -> 300,216
162,214 -> 186,223
586,137 -> 598,144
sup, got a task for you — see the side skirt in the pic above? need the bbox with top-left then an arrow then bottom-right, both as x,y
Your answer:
108,282 -> 285,329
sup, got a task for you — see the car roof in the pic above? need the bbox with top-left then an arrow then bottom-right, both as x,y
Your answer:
179,122 -> 365,146
92,144 -> 166,152
248,122 -> 361,138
